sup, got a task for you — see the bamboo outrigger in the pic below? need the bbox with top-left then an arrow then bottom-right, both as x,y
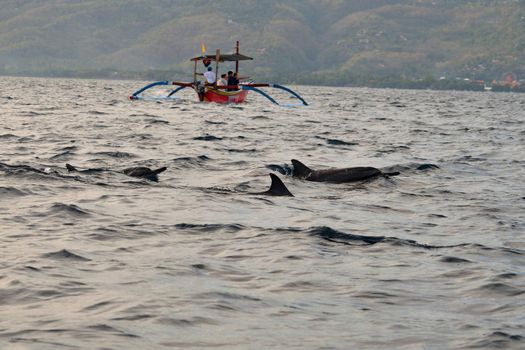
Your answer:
129,41 -> 308,106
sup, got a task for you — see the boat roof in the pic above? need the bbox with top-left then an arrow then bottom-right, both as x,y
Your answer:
190,53 -> 253,62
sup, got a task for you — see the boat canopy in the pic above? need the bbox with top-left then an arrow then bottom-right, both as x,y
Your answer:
190,53 -> 253,62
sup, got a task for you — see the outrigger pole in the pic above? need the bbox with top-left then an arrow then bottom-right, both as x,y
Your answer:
241,83 -> 309,106
130,81 -> 308,106
128,81 -> 192,100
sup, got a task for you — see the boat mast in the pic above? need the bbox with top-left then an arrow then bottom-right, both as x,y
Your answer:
235,41 -> 239,74
215,49 -> 220,84
193,60 -> 197,83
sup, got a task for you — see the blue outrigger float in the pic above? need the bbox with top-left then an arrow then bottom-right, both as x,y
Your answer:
129,41 -> 308,106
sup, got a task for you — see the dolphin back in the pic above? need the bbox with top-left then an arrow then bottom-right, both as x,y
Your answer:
122,167 -> 163,177
311,167 -> 382,183
122,166 -> 167,181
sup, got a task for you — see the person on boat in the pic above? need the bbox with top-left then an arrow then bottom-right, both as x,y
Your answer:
227,71 -> 239,91
217,74 -> 228,86
203,66 -> 216,85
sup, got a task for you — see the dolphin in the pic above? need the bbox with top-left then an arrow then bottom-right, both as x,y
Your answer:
291,159 -> 399,183
66,163 -> 167,182
253,173 -> 294,197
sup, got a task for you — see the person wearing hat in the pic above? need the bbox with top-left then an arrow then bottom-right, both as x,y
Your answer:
203,66 -> 216,85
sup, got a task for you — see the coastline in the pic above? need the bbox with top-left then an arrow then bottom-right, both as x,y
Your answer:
1,70 -> 524,93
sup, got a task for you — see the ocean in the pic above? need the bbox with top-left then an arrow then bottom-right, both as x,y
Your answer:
1,76 -> 524,349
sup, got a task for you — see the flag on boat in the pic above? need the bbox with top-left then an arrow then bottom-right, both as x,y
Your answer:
200,42 -> 212,66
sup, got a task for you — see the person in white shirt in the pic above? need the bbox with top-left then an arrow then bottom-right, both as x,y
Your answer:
203,66 -> 216,85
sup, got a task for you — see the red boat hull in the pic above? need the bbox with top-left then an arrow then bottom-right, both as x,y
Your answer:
197,87 -> 249,104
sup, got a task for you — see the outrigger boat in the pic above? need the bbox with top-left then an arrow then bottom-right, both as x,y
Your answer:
129,41 -> 308,106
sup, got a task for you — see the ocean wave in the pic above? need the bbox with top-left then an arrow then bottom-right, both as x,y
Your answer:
193,134 -> 223,141
467,331 -> 523,349
174,223 -> 246,233
41,249 -> 91,261
48,203 -> 91,217
306,226 -> 464,249
0,133 -> 19,140
90,151 -> 136,158
172,155 -> 210,168
0,186 -> 29,197
471,282 -> 524,297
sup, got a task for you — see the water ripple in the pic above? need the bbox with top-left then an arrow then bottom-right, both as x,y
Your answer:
1,77 -> 524,349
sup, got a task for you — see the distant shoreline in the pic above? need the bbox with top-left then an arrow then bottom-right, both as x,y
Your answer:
1,71 -> 524,94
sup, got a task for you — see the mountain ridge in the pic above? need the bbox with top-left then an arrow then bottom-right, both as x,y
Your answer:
1,0 -> 524,85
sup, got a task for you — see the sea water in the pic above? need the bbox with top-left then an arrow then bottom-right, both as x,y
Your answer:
0,76 -> 524,349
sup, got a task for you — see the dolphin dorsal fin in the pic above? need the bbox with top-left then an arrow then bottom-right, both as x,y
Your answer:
65,163 -> 78,172
291,159 -> 312,178
267,173 -> 294,197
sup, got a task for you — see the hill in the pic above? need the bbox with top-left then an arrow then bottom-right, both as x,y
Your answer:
0,0 -> 524,85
